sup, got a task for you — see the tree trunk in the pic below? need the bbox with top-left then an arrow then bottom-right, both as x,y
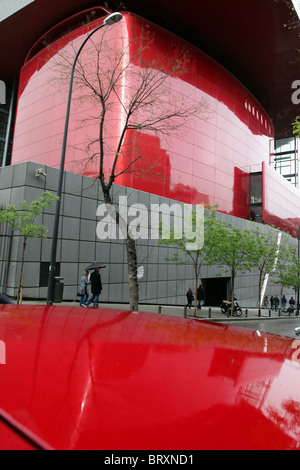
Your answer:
280,285 -> 283,317
126,236 -> 139,310
102,184 -> 139,310
17,237 -> 27,304
231,268 -> 235,316
194,266 -> 198,317
258,270 -> 263,317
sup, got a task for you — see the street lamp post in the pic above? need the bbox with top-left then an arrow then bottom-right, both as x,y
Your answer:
47,12 -> 123,305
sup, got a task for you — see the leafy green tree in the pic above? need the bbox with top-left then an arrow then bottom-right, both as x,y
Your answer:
159,205 -> 224,316
249,225 -> 290,315
210,224 -> 258,315
0,191 -> 58,303
271,244 -> 300,315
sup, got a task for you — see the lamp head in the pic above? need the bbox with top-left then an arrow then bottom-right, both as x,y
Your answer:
104,12 -> 123,25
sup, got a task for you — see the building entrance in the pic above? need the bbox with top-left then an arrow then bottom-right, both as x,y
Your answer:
201,277 -> 230,307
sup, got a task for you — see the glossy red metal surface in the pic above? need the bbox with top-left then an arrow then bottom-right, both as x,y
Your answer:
11,12 -> 274,221
0,304 -> 299,450
262,162 -> 300,238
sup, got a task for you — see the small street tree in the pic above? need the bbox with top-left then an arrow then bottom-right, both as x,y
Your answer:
210,224 -> 258,315
0,191 -> 58,304
159,204 -> 222,316
53,21 -> 207,309
271,244 -> 300,315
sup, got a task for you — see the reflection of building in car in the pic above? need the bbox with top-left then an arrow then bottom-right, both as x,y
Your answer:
0,304 -> 299,450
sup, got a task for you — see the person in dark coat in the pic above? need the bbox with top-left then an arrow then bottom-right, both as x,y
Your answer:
86,268 -> 102,307
282,295 -> 287,311
197,284 -> 205,309
186,288 -> 194,309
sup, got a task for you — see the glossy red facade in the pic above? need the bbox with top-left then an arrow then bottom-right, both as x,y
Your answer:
10,10 -> 300,237
5,16 -> 273,208
262,162 -> 300,238
0,304 -> 299,450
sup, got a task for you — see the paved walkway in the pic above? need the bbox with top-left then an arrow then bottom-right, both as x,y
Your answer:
21,300 -> 299,321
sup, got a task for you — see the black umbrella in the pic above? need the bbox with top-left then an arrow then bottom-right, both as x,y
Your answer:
0,293 -> 13,304
85,262 -> 106,270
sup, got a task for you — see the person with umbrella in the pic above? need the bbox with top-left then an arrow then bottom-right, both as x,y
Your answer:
85,263 -> 105,307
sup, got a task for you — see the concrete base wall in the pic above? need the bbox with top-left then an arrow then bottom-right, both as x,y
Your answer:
0,162 -> 296,307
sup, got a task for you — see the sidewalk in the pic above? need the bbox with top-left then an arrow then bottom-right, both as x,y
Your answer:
21,299 -> 299,321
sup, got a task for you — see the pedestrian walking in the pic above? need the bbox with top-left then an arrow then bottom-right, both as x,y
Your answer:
289,296 -> 295,309
274,295 -> 279,311
79,270 -> 89,307
263,295 -> 268,309
86,268 -> 102,307
282,295 -> 287,311
197,284 -> 205,309
186,288 -> 194,309
270,296 -> 274,310
289,296 -> 295,315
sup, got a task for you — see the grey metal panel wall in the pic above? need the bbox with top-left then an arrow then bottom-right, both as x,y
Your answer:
0,161 -> 296,307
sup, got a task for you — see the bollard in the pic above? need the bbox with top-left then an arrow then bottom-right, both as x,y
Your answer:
158,305 -> 161,314
131,305 -> 138,311
245,309 -> 248,318
208,307 -> 211,318
184,306 -> 187,318
269,309 -> 271,318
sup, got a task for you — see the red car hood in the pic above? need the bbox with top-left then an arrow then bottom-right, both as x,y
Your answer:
0,304 -> 299,450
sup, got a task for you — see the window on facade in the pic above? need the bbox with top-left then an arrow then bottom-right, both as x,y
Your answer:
250,172 -> 262,204
274,137 -> 298,187
250,172 -> 262,223
250,205 -> 262,223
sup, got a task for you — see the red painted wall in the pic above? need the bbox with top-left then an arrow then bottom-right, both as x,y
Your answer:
12,11 -> 282,225
262,162 -> 300,237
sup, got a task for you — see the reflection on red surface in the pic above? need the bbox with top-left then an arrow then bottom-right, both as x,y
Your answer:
11,12 -> 274,221
0,304 -> 299,450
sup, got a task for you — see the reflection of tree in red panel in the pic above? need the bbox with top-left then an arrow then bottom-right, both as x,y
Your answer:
116,130 -> 171,194
117,130 -> 209,205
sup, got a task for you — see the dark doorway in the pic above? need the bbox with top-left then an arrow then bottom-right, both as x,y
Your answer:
201,277 -> 230,307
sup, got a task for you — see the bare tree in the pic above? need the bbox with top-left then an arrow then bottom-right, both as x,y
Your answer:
53,21 -> 207,309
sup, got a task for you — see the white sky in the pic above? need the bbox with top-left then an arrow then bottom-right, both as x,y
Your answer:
292,0 -> 300,19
